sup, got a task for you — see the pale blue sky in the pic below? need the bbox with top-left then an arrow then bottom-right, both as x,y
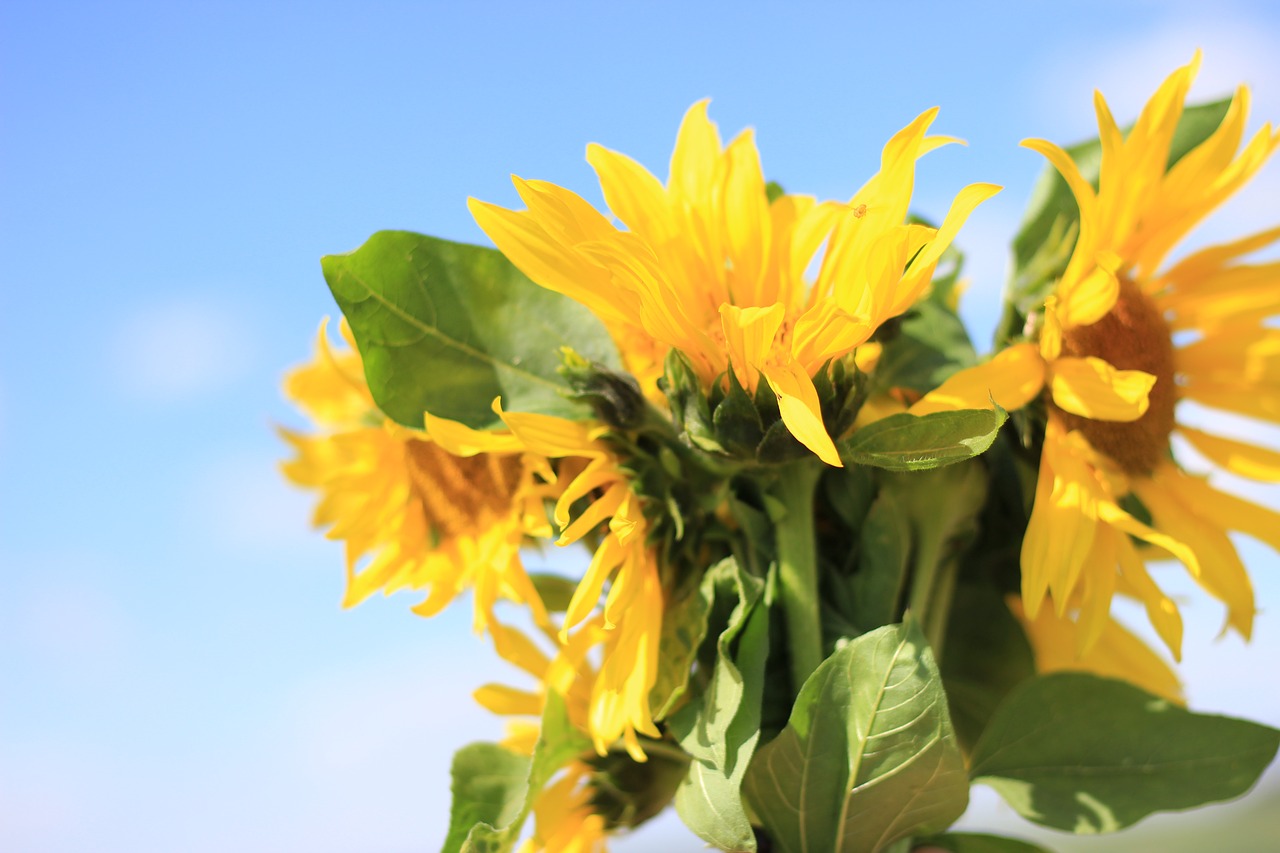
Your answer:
2,2 -> 1279,851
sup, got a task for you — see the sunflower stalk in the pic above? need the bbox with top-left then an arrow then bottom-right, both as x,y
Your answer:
771,460 -> 825,691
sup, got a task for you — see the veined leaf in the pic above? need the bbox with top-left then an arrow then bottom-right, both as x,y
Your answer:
839,407 -> 1007,471
669,558 -> 770,852
323,230 -> 621,430
649,575 -> 714,720
970,673 -> 1280,833
742,619 -> 969,853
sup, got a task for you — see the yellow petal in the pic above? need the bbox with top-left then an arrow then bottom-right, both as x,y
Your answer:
1048,356 -> 1155,422
1178,425 -> 1280,482
719,302 -> 785,390
1057,264 -> 1119,329
1116,537 -> 1184,660
423,412 -> 522,456
669,99 -> 721,202
473,684 -> 544,717
910,343 -> 1045,416
761,361 -> 842,467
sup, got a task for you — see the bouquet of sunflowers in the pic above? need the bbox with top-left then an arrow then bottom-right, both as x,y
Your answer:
281,54 -> 1280,853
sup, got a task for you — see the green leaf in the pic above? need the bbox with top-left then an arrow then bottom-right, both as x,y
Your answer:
649,575 -> 714,720
839,407 -> 1007,471
323,230 -> 621,430
941,584 -> 1035,754
743,619 -> 969,853
914,833 -> 1052,853
669,558 -> 770,852
447,692 -> 592,852
441,743 -> 529,853
873,297 -> 977,396
845,490 -> 911,631
970,673 -> 1280,833
528,573 -> 578,614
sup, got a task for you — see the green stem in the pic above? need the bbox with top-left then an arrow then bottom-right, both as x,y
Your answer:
773,462 -> 824,692
905,532 -> 959,661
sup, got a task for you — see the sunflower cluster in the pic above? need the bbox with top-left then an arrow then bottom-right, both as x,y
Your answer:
283,54 -> 1279,853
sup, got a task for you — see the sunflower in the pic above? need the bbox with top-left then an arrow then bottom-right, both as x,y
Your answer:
457,407 -> 665,762
470,102 -> 999,466
280,320 -> 553,632
913,53 -> 1280,660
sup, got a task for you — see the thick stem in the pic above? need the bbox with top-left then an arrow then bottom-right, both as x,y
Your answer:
773,462 -> 824,692
905,530 -> 959,661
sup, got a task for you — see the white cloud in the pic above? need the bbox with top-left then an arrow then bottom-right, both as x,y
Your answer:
186,451 -> 317,554
109,297 -> 253,400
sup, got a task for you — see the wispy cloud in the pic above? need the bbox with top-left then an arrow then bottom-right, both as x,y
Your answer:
109,297 -> 254,401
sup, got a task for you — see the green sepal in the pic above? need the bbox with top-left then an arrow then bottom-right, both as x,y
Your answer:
669,557 -> 771,852
839,407 -> 1007,471
323,230 -> 621,430
559,349 -> 647,429
743,618 -> 969,853
586,742 -> 689,830
970,673 -> 1280,833
713,368 -> 766,456
660,349 -> 723,452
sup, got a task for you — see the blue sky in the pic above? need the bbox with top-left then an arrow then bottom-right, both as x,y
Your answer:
2,2 -> 1279,850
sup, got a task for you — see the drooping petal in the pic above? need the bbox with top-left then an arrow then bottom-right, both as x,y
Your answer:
761,361 -> 843,467
910,343 -> 1046,416
1048,356 -> 1155,422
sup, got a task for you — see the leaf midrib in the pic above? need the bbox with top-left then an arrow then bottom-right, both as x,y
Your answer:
339,265 -> 567,394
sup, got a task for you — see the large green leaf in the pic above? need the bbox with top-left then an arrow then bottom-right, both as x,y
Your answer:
970,673 -> 1280,833
323,230 -> 621,430
444,692 -> 592,853
743,619 -> 969,853
839,407 -> 1007,472
844,490 -> 910,631
669,558 -> 770,852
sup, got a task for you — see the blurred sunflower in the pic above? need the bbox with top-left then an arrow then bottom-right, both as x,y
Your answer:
914,53 -> 1280,661
279,320 -> 554,632
470,102 -> 999,466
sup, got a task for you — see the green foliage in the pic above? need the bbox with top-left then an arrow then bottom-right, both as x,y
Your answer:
743,619 -> 969,853
940,583 -> 1035,754
842,489 -> 910,631
323,230 -> 620,430
669,558 -> 771,852
441,743 -> 529,853
649,575 -> 714,720
839,407 -> 1007,472
914,833 -> 1053,853
970,673 -> 1280,833
443,693 -> 592,853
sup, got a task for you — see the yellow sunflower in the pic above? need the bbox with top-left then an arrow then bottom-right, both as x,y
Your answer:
914,53 -> 1280,660
280,320 -> 553,632
470,102 -> 1000,466
451,407 -> 664,762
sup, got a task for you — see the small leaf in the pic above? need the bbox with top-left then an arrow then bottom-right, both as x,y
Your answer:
743,619 -> 969,853
441,743 -> 529,853
840,407 -> 1007,471
447,692 -> 592,852
970,673 -> 1280,833
914,833 -> 1052,853
323,230 -> 621,430
669,558 -> 770,852
649,576 -> 714,720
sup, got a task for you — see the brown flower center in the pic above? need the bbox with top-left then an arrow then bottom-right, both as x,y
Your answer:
405,439 -> 525,539
1054,278 -> 1177,476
